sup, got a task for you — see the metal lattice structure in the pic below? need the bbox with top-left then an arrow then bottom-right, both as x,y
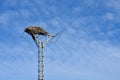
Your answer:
34,35 -> 54,80
24,26 -> 58,80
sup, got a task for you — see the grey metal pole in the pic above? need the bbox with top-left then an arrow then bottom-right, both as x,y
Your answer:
38,42 -> 41,80
40,42 -> 44,80
37,41 -> 44,80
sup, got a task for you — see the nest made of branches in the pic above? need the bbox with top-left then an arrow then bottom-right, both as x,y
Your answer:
24,26 -> 49,40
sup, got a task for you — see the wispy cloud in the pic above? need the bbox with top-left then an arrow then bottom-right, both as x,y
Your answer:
0,0 -> 120,80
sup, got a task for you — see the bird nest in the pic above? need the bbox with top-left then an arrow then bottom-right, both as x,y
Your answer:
24,26 -> 49,40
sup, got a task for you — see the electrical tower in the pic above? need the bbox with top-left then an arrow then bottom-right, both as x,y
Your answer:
34,35 -> 54,80
24,26 -> 59,80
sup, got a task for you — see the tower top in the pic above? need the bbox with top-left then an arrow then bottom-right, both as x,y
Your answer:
25,26 -> 49,36
24,26 -> 49,40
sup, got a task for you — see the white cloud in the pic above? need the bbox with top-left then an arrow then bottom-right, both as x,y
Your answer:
107,0 -> 120,11
0,61 -> 37,80
0,12 -> 9,25
3,0 -> 17,8
44,37 -> 120,79
105,12 -> 115,20
106,0 -> 120,22
0,10 -> 22,29
0,0 -> 120,80
0,41 -> 36,63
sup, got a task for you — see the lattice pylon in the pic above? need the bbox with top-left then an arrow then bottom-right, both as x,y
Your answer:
38,42 -> 44,80
34,35 -> 54,80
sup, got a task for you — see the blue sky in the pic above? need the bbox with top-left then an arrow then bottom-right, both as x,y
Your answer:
0,0 -> 120,80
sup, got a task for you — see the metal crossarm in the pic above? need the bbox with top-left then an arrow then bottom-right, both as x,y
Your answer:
43,35 -> 55,47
